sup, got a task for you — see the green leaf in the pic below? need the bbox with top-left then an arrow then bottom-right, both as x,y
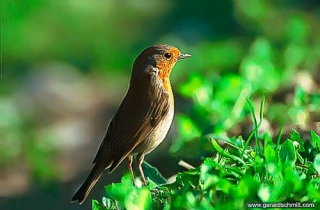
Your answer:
264,144 -> 277,163
142,161 -> 167,185
102,197 -> 114,209
279,140 -> 296,164
174,169 -> 200,191
200,161 -> 219,190
290,128 -> 305,152
288,129 -> 305,151
218,179 -> 234,194
203,157 -> 218,168
313,154 -> 320,175
211,138 -> 246,165
258,185 -> 271,202
236,175 -> 258,198
92,200 -> 103,210
307,181 -> 320,200
104,183 -> 126,203
121,173 -> 134,184
105,174 -> 135,203
310,130 -> 320,151
125,188 -> 151,210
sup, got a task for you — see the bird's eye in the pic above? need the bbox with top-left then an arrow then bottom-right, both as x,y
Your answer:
164,52 -> 172,60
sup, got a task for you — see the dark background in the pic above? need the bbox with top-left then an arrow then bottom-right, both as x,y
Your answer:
1,0 -> 320,209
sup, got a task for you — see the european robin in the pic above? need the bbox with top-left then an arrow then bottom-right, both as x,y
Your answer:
71,44 -> 191,204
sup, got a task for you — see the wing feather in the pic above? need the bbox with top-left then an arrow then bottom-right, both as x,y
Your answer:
92,70 -> 171,173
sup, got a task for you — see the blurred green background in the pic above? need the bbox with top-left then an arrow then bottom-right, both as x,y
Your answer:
1,0 -> 320,209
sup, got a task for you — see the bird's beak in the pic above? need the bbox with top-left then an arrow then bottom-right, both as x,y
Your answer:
178,53 -> 192,60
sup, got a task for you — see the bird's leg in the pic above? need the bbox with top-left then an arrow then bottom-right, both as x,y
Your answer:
127,156 -> 135,186
137,154 -> 147,185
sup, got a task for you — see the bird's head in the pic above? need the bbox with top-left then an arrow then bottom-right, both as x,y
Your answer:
132,44 -> 191,81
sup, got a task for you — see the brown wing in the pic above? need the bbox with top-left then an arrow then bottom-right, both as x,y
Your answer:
92,69 -> 171,173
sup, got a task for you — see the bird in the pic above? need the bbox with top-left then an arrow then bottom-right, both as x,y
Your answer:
71,44 -> 191,204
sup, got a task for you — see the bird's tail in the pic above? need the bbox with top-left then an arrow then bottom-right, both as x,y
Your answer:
71,163 -> 106,204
